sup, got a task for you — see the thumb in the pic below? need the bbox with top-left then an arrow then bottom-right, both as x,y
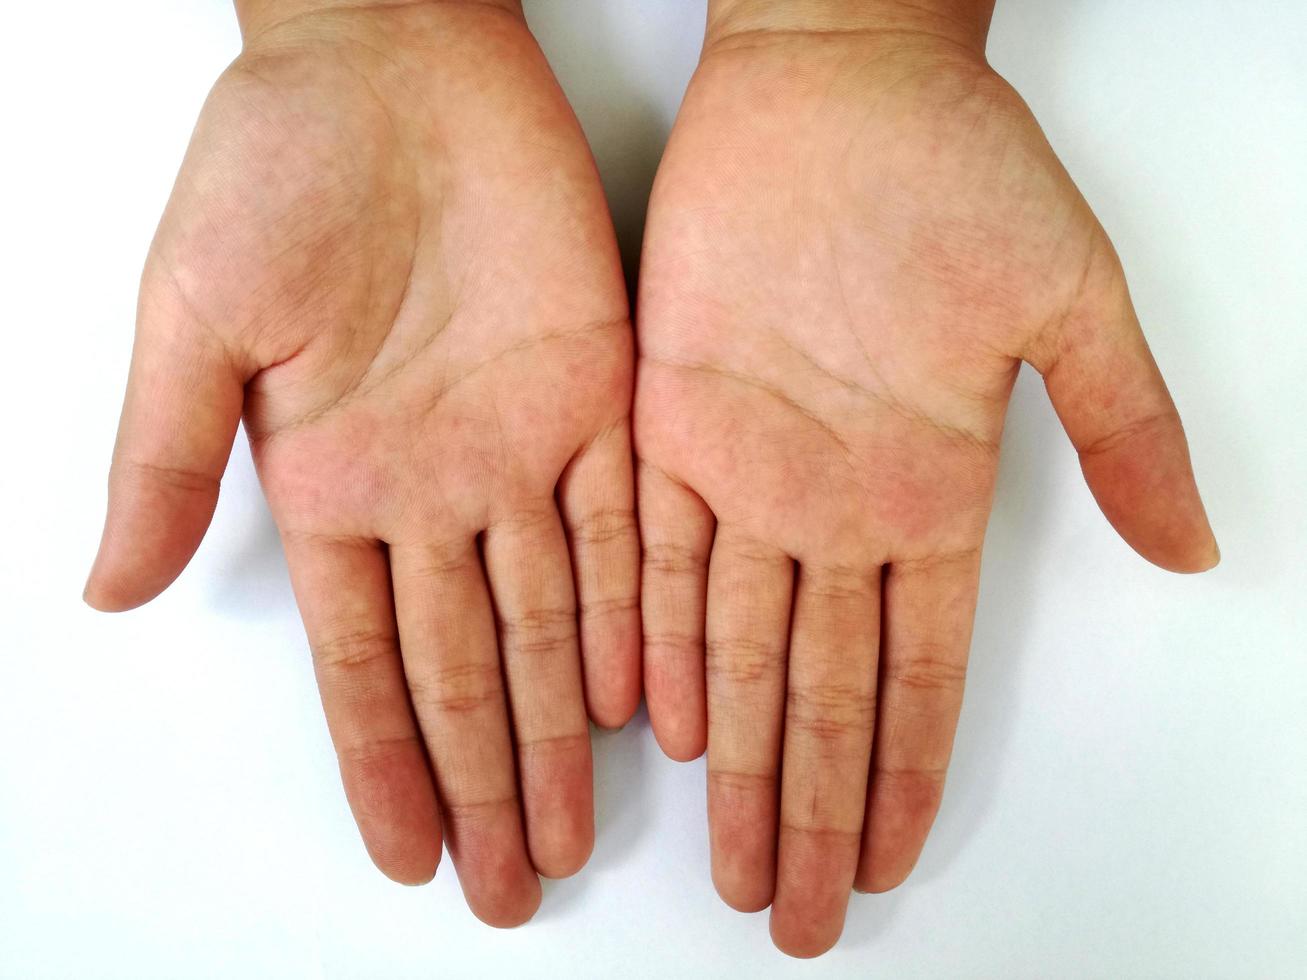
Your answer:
85,266 -> 247,611
1030,245 -> 1219,574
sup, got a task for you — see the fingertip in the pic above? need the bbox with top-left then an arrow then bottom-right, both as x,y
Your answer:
713,871 -> 774,914
518,733 -> 595,882
1152,535 -> 1220,575
360,794 -> 443,886
82,578 -> 129,613
532,831 -> 594,881
646,669 -> 707,762
644,639 -> 707,761
449,814 -> 544,928
653,721 -> 706,764
769,913 -> 842,960
1106,489 -> 1221,575
85,467 -> 223,614
1201,536 -> 1222,571
394,869 -> 438,888
357,799 -> 442,886
378,849 -> 441,887
853,817 -> 932,896
349,772 -> 445,890
590,709 -> 636,734
853,862 -> 915,895
584,638 -> 642,731
469,875 -> 543,929
82,560 -> 163,613
1077,427 -> 1221,577
1180,521 -> 1221,574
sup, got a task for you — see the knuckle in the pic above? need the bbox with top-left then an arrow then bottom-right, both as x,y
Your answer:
708,768 -> 777,796
785,712 -> 867,746
488,506 -> 554,536
407,661 -> 502,716
114,458 -> 218,496
801,563 -> 873,601
643,630 -> 704,658
786,683 -> 875,743
499,607 -> 577,657
875,765 -> 949,798
336,732 -> 422,771
579,593 -> 639,619
719,537 -> 786,568
643,543 -> 708,578
884,653 -> 967,694
890,547 -> 981,574
705,637 -> 782,686
569,507 -> 637,548
439,795 -> 517,823
779,817 -> 863,842
517,730 -> 590,754
1077,408 -> 1182,459
504,632 -> 576,658
408,539 -> 479,578
313,628 -> 398,673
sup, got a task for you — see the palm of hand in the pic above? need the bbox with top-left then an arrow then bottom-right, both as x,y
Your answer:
636,33 -> 1216,956
87,6 -> 640,926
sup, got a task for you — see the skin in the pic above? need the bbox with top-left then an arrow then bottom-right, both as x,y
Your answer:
84,0 -> 642,927
636,0 -> 1219,958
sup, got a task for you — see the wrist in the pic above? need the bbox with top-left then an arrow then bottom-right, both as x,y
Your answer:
234,0 -> 524,44
705,0 -> 994,55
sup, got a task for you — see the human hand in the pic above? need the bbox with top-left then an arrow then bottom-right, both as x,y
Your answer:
84,0 -> 640,926
636,0 -> 1217,956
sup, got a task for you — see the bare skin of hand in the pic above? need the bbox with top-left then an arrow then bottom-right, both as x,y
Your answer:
636,1 -> 1218,957
84,0 -> 640,926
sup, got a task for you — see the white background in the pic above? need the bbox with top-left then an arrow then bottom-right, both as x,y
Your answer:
2,1 -> 1305,977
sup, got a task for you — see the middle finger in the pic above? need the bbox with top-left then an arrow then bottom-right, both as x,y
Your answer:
391,537 -> 540,927
770,563 -> 880,958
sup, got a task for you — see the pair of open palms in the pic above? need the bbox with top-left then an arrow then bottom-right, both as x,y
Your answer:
85,1 -> 1216,958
